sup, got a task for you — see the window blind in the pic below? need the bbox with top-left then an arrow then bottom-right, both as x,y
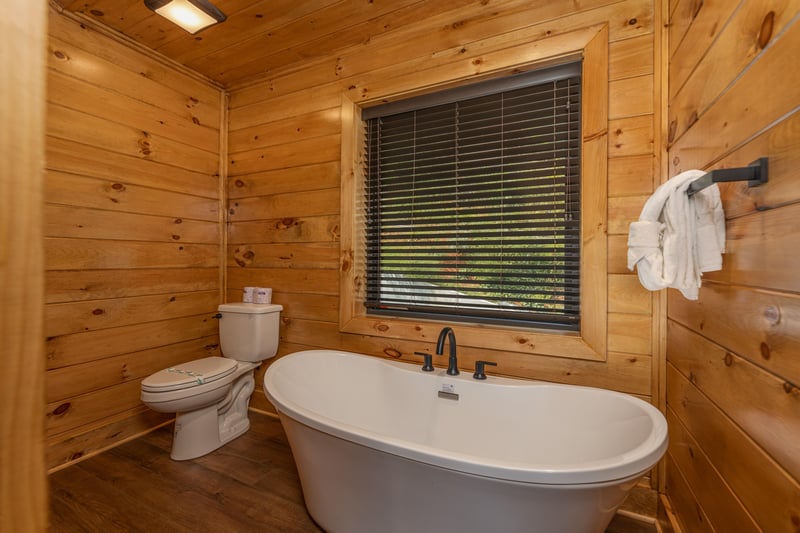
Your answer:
363,65 -> 581,330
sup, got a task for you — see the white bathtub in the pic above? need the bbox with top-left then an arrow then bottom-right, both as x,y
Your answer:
264,349 -> 667,533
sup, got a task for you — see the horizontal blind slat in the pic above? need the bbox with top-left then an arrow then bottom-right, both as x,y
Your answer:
364,67 -> 581,328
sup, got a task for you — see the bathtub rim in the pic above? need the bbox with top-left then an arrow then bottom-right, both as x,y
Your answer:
264,349 -> 668,486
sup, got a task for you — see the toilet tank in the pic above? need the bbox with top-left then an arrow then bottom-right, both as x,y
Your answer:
217,303 -> 283,362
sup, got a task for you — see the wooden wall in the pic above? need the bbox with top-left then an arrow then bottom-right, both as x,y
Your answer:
226,0 -> 663,413
44,10 -> 224,471
665,0 -> 800,530
1,0 -> 48,529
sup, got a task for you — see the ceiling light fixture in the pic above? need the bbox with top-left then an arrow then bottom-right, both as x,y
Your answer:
144,0 -> 227,34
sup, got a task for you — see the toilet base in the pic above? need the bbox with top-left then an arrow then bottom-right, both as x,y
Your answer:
170,371 -> 256,460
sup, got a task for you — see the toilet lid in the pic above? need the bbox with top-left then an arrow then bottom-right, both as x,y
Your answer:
141,357 -> 238,393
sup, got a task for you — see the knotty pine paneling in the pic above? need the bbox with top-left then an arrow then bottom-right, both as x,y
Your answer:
665,0 -> 800,530
666,364 -> 800,532
227,0 -> 660,402
44,11 -> 223,470
0,0 -> 48,528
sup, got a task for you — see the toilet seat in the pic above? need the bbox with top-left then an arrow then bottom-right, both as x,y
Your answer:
141,357 -> 238,393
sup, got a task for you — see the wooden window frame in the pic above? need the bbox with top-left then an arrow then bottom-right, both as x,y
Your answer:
340,25 -> 608,362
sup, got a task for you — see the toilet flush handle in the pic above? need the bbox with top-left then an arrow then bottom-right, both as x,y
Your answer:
212,313 -> 222,319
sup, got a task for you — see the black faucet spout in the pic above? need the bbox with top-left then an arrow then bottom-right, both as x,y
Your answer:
435,327 -> 459,376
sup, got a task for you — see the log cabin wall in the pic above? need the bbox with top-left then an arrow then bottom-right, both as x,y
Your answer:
226,0 -> 663,414
44,9 -> 225,471
1,1 -> 48,528
664,0 -> 800,531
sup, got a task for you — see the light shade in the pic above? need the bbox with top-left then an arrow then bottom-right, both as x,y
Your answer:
144,0 -> 227,34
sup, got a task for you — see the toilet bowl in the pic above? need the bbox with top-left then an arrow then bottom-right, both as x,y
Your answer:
141,303 -> 282,460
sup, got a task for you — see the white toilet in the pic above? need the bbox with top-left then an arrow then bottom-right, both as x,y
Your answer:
140,302 -> 282,460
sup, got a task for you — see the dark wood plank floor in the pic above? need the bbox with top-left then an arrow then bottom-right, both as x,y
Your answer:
49,413 -> 656,533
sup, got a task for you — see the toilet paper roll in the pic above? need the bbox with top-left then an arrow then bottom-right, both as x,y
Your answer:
254,287 -> 272,304
242,286 -> 256,303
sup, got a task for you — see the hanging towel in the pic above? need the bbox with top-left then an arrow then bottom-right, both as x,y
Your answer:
627,169 -> 726,300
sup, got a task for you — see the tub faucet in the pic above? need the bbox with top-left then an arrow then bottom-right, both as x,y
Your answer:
436,327 -> 459,376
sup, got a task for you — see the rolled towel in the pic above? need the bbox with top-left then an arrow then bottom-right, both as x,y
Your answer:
628,220 -> 667,291
627,169 -> 725,301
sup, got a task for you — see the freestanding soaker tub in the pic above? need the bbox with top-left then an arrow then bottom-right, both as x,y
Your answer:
264,350 -> 667,533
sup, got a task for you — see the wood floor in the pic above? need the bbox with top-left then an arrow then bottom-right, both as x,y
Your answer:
49,412 -> 657,533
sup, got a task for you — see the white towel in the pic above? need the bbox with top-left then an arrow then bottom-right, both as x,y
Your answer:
627,169 -> 726,300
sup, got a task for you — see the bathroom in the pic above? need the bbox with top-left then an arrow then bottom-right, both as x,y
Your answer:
2,0 -> 798,531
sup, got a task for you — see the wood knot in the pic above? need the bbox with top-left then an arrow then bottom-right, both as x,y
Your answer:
760,342 -> 771,360
91,308 -> 104,316
111,183 -> 125,191
191,116 -> 201,125
174,218 -> 182,224
277,217 -> 297,229
783,381 -> 798,395
341,258 -> 351,272
53,50 -> 68,60
233,248 -> 255,267
723,352 -> 733,367
137,138 -> 152,156
472,58 -> 483,66
384,348 -> 402,358
628,17 -> 638,25
234,179 -> 245,188
53,403 -> 71,416
89,9 -> 104,16
668,120 -> 677,144
763,305 -> 780,325
376,323 -> 389,332
757,11 -> 775,49
169,296 -> 176,302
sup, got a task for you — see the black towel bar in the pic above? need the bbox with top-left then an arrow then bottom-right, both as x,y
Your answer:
687,157 -> 768,196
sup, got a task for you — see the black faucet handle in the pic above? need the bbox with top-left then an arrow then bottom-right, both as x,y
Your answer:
414,352 -> 436,372
473,360 -> 497,380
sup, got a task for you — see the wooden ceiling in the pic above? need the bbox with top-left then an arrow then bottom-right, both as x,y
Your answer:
52,0 -> 470,88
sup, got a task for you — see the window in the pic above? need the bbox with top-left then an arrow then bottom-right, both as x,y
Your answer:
340,25 -> 608,362
361,63 -> 582,330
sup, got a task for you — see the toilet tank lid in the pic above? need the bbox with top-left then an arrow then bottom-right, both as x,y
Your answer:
218,303 -> 283,314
